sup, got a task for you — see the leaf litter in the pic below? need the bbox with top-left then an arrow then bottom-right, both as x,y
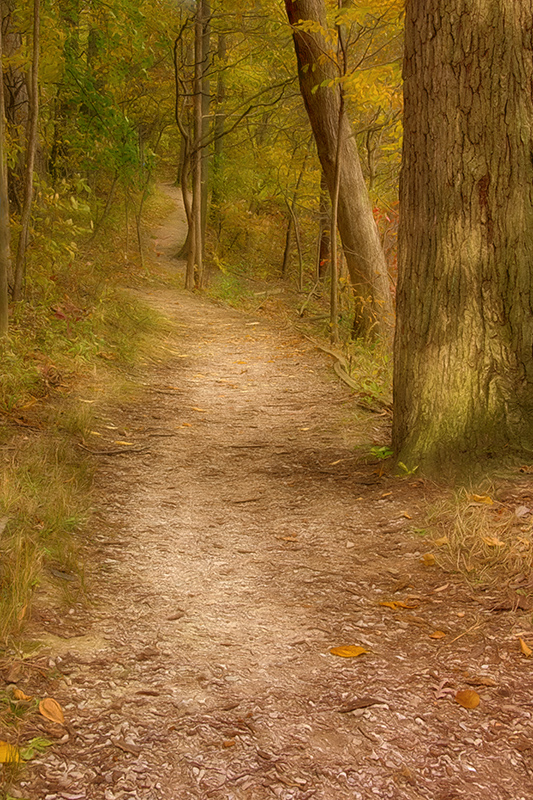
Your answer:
7,188 -> 533,800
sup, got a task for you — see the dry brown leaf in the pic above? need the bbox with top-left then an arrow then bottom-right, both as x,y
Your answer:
470,494 -> 494,505
519,637 -> 532,657
5,663 -> 22,683
379,601 -> 400,610
13,688 -> 32,701
113,440 -> 134,446
223,739 -> 236,748
482,536 -> 505,547
39,697 -> 65,725
434,536 -> 449,546
455,689 -> 480,709
329,645 -> 368,658
429,630 -> 446,639
422,553 -> 436,566
0,742 -> 21,763
465,676 -> 497,687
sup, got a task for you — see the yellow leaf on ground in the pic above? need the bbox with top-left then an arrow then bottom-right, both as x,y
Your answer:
481,536 -> 505,547
429,631 -> 446,639
470,494 -> 493,504
455,690 -> 480,709
39,698 -> 65,725
422,553 -> 436,566
434,536 -> 449,546
114,441 -> 134,446
329,645 -> 368,658
519,637 -> 532,657
401,512 -> 412,519
0,742 -> 21,763
13,688 -> 32,701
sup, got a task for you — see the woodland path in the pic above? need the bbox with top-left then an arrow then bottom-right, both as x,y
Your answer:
20,188 -> 533,800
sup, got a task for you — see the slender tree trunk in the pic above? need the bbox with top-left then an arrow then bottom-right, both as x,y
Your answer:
286,201 -> 304,292
329,88 -> 343,345
189,2 -> 203,289
12,0 -> 40,302
211,32 -> 226,216
281,215 -> 292,278
200,0 -> 211,253
317,172 -> 330,279
284,0 -> 392,338
0,11 -> 11,334
393,0 -> 533,475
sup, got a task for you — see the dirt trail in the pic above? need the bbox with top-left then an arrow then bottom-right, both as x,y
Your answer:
20,189 -> 533,800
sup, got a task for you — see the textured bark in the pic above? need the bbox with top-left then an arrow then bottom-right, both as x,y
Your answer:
393,0 -> 533,475
285,0 -> 393,338
12,0 -> 40,302
0,9 -> 10,334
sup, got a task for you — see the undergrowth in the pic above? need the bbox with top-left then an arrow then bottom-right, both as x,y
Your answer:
0,179 -> 167,652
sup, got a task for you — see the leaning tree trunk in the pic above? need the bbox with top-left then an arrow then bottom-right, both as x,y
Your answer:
393,0 -> 533,476
285,0 -> 393,339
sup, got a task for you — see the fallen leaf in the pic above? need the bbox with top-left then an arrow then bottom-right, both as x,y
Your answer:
381,491 -> 393,498
422,553 -> 436,566
338,696 -> 384,712
455,689 -> 480,709
223,739 -> 236,747
111,737 -> 142,755
519,637 -> 532,657
515,505 -> 531,518
429,630 -> 446,639
470,494 -> 494,505
4,663 -> 22,683
113,440 -> 134,446
329,645 -> 368,658
401,512 -> 412,519
0,742 -> 21,763
434,536 -> 449,546
13,688 -> 32,701
39,698 -> 65,725
465,676 -> 497,687
482,536 -> 505,547
191,407 -> 208,412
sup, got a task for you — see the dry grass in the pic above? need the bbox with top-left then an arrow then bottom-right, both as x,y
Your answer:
428,487 -> 533,587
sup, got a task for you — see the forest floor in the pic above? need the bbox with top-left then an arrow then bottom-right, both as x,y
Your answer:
7,187 -> 533,800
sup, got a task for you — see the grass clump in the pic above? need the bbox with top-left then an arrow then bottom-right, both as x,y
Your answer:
427,487 -> 533,588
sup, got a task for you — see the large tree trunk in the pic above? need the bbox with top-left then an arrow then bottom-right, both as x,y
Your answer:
393,0 -> 533,476
284,0 -> 393,338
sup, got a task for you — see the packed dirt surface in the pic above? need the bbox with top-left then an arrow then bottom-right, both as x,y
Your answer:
13,188 -> 533,800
